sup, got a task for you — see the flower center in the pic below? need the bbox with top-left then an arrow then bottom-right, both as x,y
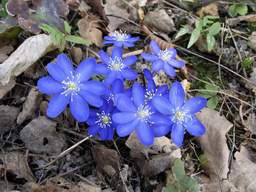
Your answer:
111,31 -> 129,42
158,49 -> 172,61
108,57 -> 124,71
95,111 -> 112,128
137,105 -> 153,123
172,110 -> 186,123
61,72 -> 81,101
145,89 -> 156,101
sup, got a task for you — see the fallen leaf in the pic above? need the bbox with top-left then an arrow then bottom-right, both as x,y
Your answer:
143,9 -> 176,34
196,3 -> 219,17
20,116 -> 67,155
78,15 -> 103,47
71,47 -> 83,64
227,14 -> 256,26
245,113 -> 256,134
0,151 -> 35,182
248,31 -> 256,52
17,88 -> 41,125
0,78 -> 15,99
197,108 -> 233,180
104,0 -> 130,31
0,105 -> 19,134
0,45 -> 14,63
0,34 -> 56,86
0,17 -> 21,41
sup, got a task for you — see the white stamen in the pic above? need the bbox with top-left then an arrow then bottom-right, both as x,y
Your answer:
61,72 -> 81,101
110,31 -> 129,42
108,56 -> 124,71
158,49 -> 173,61
95,111 -> 112,128
136,105 -> 153,123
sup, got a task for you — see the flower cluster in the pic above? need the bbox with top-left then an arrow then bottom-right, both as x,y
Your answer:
37,31 -> 206,147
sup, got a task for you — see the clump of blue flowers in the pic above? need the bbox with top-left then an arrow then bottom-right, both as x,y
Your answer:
37,31 -> 207,147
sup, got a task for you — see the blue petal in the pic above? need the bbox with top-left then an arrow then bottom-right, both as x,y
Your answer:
123,42 -> 135,47
128,37 -> 139,42
47,93 -> 70,118
114,41 -> 123,47
88,126 -> 100,136
37,76 -> 63,94
116,94 -> 136,112
95,64 -> 109,75
152,125 -> 171,137
182,97 -> 207,114
56,53 -> 74,75
104,36 -> 114,40
123,56 -> 137,66
169,81 -> 185,109
99,129 -> 108,140
136,121 -> 154,146
144,69 -> 156,91
76,57 -> 95,82
150,40 -> 160,54
122,68 -> 137,80
152,96 -> 172,115
164,63 -> 176,77
167,48 -> 177,58
156,85 -> 168,96
46,63 -> 66,82
70,94 -> 89,122
112,79 -> 124,94
98,50 -> 110,64
116,119 -> 139,137
104,72 -> 117,85
80,80 -> 106,95
132,83 -> 145,107
112,112 -> 136,124
112,47 -> 123,58
151,113 -> 170,125
168,59 -> 185,68
171,123 -> 184,147
105,127 -> 114,140
184,116 -> 206,136
79,90 -> 103,107
152,60 -> 164,71
141,53 -> 159,61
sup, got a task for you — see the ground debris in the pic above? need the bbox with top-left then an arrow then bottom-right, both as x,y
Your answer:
0,105 -> 19,135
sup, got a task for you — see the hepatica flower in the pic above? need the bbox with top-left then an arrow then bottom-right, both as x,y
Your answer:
113,83 -> 170,146
142,41 -> 185,77
87,100 -> 115,140
97,47 -> 138,85
37,54 -> 106,122
103,31 -> 139,48
152,81 -> 207,146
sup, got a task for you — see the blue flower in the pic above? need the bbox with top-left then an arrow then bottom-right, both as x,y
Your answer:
112,83 -> 170,146
143,69 -> 168,110
142,41 -> 185,77
37,54 -> 106,122
87,100 -> 115,140
96,47 -> 138,85
103,31 -> 139,48
152,81 -> 207,146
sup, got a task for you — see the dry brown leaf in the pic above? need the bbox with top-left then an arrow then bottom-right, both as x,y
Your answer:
0,151 -> 35,182
104,0 -> 130,31
229,146 -> 256,192
17,88 -> 41,124
143,9 -> 176,34
196,3 -> 219,17
227,14 -> 256,26
0,105 -> 19,134
78,15 -> 103,47
20,116 -> 67,155
71,47 -> 83,64
197,108 -> 233,180
0,78 -> 15,99
0,34 -> 56,86
0,45 -> 14,63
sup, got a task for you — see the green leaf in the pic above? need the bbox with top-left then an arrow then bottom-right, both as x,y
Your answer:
228,4 -> 237,17
64,21 -> 71,34
207,96 -> 219,109
0,0 -> 8,18
195,19 -> 203,30
208,22 -> 221,36
175,25 -> 190,39
206,34 -> 215,51
163,185 -> 178,192
228,4 -> 248,17
181,176 -> 199,192
241,57 -> 253,69
187,28 -> 201,48
172,159 -> 186,182
65,35 -> 92,46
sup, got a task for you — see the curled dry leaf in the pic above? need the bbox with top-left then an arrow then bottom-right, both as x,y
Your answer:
104,0 -> 130,31
17,88 -> 41,125
0,105 -> 19,134
78,15 -> 103,47
0,151 -> 35,182
20,116 -> 67,155
0,34 -> 56,86
143,9 -> 176,34
196,3 -> 219,17
197,108 -> 233,180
